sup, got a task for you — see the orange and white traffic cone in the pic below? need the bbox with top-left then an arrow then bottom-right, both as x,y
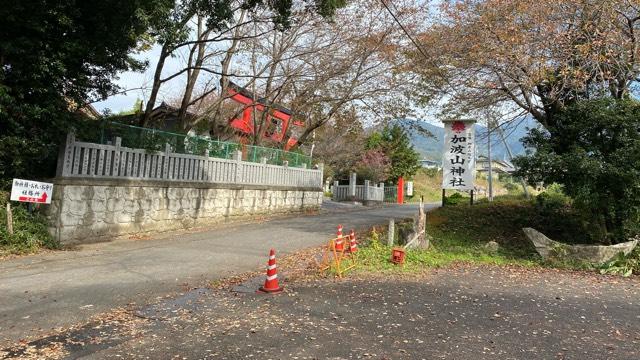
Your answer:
258,249 -> 283,294
335,224 -> 345,252
349,229 -> 358,253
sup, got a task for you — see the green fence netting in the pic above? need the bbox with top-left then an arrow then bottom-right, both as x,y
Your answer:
95,121 -> 312,168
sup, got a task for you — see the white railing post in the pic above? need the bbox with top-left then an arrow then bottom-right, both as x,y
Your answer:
317,163 -> 324,190
260,157 -> 267,185
163,143 -> 171,180
282,160 -> 289,186
233,150 -> 243,183
112,137 -> 122,177
364,180 -> 370,201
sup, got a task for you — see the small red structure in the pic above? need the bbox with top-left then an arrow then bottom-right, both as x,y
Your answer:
258,249 -> 284,294
397,177 -> 405,204
226,82 -> 303,150
391,247 -> 405,265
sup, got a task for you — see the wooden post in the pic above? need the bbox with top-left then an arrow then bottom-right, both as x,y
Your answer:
441,189 -> 446,207
388,218 -> 395,246
415,197 -> 427,248
405,198 -> 428,250
470,190 -> 474,205
6,203 -> 13,236
397,177 -> 404,204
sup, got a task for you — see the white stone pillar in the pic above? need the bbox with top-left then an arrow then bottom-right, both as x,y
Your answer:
349,172 -> 357,200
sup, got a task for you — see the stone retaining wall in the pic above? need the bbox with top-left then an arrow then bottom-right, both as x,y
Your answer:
48,178 -> 322,245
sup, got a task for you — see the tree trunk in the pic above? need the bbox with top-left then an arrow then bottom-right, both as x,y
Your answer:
141,45 -> 169,127
178,18 -> 209,131
209,10 -> 246,138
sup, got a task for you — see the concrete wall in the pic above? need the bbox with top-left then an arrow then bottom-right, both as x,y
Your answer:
47,178 -> 323,245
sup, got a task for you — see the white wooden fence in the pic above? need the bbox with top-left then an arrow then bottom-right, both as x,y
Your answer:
57,133 -> 322,189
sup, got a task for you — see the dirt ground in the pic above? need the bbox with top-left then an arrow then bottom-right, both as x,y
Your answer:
2,257 -> 639,360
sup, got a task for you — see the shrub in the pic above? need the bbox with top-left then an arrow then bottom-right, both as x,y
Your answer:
503,182 -> 519,193
0,192 -> 59,254
535,183 -> 571,214
444,192 -> 465,205
599,247 -> 640,277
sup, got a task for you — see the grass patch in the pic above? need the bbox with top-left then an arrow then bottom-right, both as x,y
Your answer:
352,196 -> 600,274
0,191 -> 59,256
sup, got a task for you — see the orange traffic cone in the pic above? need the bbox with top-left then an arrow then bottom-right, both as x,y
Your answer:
335,224 -> 345,252
349,229 -> 358,253
258,249 -> 283,294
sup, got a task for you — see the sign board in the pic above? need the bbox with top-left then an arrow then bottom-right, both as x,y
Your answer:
10,179 -> 53,204
406,181 -> 414,196
442,120 -> 476,191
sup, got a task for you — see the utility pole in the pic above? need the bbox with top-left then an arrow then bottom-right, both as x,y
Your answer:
496,124 -> 530,199
487,122 -> 494,202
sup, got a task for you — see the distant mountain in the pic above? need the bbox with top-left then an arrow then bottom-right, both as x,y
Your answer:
397,117 -> 541,163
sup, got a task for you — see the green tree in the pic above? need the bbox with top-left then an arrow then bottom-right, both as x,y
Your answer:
0,0 -> 173,188
366,125 -> 421,183
514,98 -> 640,244
117,99 -> 145,116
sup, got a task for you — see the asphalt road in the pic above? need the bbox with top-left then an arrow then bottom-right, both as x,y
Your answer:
0,202 -> 429,346
5,265 -> 638,359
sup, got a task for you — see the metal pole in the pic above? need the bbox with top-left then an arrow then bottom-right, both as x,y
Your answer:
496,124 -> 530,199
487,123 -> 494,202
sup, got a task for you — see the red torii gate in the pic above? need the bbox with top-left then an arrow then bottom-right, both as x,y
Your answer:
226,82 -> 303,150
